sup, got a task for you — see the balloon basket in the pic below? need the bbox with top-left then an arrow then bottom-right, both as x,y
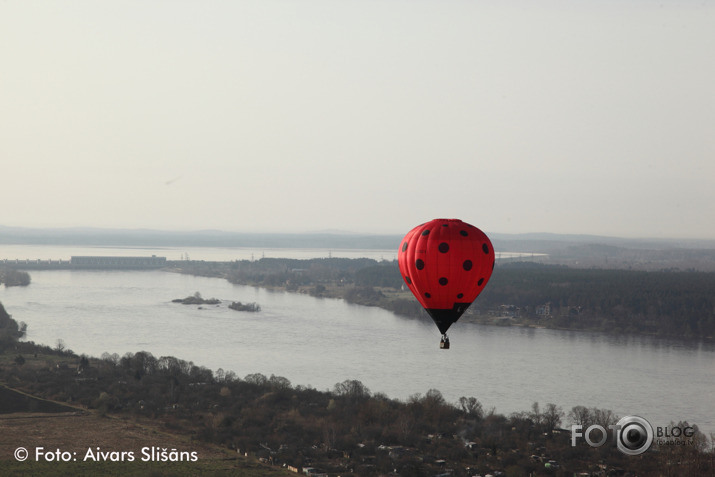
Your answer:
439,335 -> 450,350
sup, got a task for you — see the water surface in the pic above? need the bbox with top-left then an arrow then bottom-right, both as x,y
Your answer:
1,269 -> 713,435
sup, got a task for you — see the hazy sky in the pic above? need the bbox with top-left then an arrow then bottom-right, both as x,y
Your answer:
2,1 -> 714,238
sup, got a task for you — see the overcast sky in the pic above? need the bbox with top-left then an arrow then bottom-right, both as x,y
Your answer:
2,1 -> 713,238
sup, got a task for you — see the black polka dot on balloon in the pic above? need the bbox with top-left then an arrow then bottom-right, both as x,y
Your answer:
460,230 -> 468,237
438,242 -> 449,253
463,260 -> 473,271
421,229 -> 430,236
402,242 -> 408,252
439,277 -> 448,286
492,260 -> 495,270
482,243 -> 489,254
425,292 -> 431,298
405,276 -> 412,284
457,293 -> 464,299
416,259 -> 424,270
478,277 -> 484,286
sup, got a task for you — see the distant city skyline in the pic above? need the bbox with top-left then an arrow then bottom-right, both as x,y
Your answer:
2,1 -> 714,239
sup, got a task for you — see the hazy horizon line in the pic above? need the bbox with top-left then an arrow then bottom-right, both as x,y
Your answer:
2,223 -> 715,244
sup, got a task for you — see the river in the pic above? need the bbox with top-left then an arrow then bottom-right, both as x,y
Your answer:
1,266 -> 713,436
0,243 -> 541,263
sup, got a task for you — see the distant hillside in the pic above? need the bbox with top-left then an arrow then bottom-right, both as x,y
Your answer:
0,225 -> 401,250
490,232 -> 715,251
2,225 -> 715,270
490,233 -> 715,271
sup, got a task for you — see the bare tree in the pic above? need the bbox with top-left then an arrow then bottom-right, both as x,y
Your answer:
529,402 -> 543,426
543,403 -> 565,431
591,407 -> 618,428
55,339 -> 66,353
101,352 -> 120,366
568,405 -> 592,427
269,374 -> 292,390
244,373 -> 268,385
333,379 -> 371,400
458,396 -> 484,419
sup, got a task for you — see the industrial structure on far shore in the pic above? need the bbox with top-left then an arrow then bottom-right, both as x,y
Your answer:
1,255 -> 167,270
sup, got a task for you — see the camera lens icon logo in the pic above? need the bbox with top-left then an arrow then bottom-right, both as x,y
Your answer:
616,416 -> 653,456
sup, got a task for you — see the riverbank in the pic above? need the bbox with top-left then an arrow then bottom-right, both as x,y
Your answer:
168,262 -> 715,342
3,270 -> 714,446
3,328 -> 710,477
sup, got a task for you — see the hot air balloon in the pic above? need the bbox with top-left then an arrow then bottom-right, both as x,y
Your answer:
398,218 -> 495,349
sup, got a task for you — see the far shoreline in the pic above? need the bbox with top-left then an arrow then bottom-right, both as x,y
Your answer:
164,264 -> 715,344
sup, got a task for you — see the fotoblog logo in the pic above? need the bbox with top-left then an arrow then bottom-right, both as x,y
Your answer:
571,416 -> 654,456
614,416 -> 654,455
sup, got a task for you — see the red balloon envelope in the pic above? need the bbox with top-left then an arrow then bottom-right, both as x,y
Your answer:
398,218 -> 495,337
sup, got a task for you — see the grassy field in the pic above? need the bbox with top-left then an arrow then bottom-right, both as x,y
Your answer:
0,385 -> 78,415
0,458 -> 292,477
0,385 -> 293,477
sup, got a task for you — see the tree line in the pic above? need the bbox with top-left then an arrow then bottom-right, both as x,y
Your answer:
477,262 -> 715,338
0,268 -> 31,287
2,339 -> 712,476
178,258 -> 715,339
0,302 -> 27,351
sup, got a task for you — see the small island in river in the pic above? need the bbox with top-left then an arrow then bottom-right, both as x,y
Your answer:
228,301 -> 261,312
172,292 -> 220,306
172,292 -> 260,312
